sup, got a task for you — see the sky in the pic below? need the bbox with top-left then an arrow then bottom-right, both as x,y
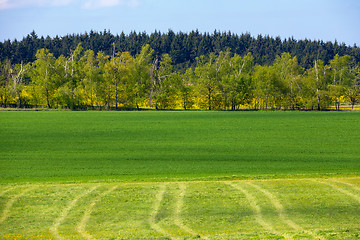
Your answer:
0,0 -> 359,46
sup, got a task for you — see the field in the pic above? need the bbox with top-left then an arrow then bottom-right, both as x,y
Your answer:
1,111 -> 360,239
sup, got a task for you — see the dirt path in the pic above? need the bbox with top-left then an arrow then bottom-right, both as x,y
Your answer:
51,185 -> 99,240
76,185 -> 118,240
0,186 -> 37,224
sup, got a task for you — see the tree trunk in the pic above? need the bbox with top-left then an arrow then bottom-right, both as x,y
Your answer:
46,89 -> 51,108
115,79 -> 118,110
208,88 -> 211,110
17,92 -> 21,108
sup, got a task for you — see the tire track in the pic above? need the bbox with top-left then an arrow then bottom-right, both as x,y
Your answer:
76,185 -> 118,240
174,183 -> 208,240
312,180 -> 360,204
247,182 -> 324,240
50,185 -> 100,240
331,179 -> 360,192
0,186 -> 16,197
247,182 -> 300,230
149,184 -> 170,239
0,186 -> 37,224
226,182 -> 277,234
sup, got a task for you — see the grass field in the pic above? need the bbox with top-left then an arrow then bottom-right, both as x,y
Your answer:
1,178 -> 360,239
1,111 -> 360,182
1,111 -> 360,239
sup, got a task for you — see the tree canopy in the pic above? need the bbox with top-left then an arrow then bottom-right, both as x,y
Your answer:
1,40 -> 359,110
1,30 -> 360,71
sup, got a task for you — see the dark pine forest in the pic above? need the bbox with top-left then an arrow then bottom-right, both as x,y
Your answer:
1,30 -> 360,71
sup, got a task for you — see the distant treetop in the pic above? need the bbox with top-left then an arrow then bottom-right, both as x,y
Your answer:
1,30 -> 359,70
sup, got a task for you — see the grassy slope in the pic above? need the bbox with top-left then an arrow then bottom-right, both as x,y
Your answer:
1,111 -> 360,183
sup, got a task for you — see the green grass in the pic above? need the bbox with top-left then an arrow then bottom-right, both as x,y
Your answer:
1,111 -> 359,183
1,111 -> 360,239
1,178 -> 360,239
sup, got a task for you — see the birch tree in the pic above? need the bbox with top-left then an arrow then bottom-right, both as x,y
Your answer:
31,49 -> 58,108
10,61 -> 28,107
131,44 -> 153,109
0,59 -> 12,107
328,54 -> 351,110
195,53 -> 219,110
149,54 -> 174,109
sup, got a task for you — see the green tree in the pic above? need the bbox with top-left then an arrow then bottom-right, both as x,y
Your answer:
0,59 -> 12,107
31,49 -> 58,108
273,53 -> 302,109
194,53 -> 221,110
115,51 -> 134,108
79,49 -> 98,108
105,50 -> 134,109
149,54 -> 174,109
328,54 -> 351,110
9,61 -> 28,107
227,52 -> 254,110
253,65 -> 278,109
178,68 -> 195,110
130,44 -> 153,110
53,43 -> 84,109
344,66 -> 360,109
303,60 -> 331,110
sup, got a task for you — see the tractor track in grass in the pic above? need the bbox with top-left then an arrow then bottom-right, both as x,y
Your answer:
0,186 -> 17,197
225,182 -> 277,235
174,183 -> 208,240
246,182 -> 324,240
1,177 -> 360,239
51,185 -> 100,240
149,183 -> 170,239
76,185 -> 118,240
331,179 -> 360,192
0,186 -> 37,224
312,180 -> 360,204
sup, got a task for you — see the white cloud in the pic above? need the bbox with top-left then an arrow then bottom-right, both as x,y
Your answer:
82,0 -> 139,9
0,0 -> 139,10
82,0 -> 119,9
0,0 -> 75,9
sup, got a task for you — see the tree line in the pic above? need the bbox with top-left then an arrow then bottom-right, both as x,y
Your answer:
1,30 -> 360,71
1,43 -> 359,110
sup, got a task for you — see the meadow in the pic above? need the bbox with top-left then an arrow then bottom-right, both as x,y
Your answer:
1,111 -> 360,183
0,111 -> 360,239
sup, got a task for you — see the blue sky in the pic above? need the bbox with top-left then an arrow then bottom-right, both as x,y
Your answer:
1,0 -> 359,46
